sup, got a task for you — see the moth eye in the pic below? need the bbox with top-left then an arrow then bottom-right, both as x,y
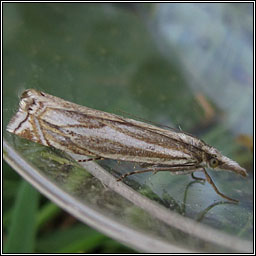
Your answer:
209,158 -> 219,168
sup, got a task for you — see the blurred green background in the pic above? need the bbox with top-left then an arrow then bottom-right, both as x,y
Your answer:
3,3 -> 253,253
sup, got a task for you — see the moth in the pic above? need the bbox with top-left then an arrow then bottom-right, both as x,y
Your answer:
7,89 -> 248,203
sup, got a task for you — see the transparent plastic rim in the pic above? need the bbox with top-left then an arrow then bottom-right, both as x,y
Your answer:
3,139 -> 252,253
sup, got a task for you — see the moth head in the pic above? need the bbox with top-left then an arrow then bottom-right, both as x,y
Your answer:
6,89 -> 45,143
203,146 -> 248,177
19,89 -> 44,114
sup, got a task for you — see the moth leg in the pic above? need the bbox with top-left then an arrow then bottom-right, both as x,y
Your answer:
116,166 -> 199,181
78,157 -> 104,162
116,168 -> 158,181
151,165 -> 162,175
153,170 -> 158,175
139,163 -> 156,168
191,172 -> 205,182
202,168 -> 238,203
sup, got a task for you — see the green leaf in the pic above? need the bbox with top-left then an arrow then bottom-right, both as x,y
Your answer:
36,202 -> 61,230
37,225 -> 105,253
4,181 -> 39,253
